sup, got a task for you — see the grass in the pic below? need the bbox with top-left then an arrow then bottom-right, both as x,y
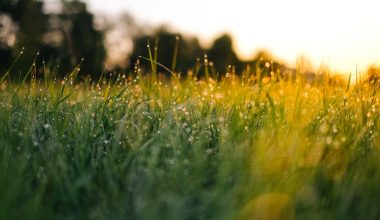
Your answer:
1,59 -> 380,220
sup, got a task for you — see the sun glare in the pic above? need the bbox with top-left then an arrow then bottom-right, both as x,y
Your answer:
86,0 -> 380,74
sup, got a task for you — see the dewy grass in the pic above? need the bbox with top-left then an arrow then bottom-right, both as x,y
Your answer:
1,59 -> 380,220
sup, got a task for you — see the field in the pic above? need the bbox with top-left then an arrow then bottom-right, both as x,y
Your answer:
1,63 -> 380,220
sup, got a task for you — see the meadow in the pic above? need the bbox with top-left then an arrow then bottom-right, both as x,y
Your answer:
1,57 -> 380,220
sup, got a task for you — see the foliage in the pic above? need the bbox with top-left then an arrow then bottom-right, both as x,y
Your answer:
128,29 -> 286,79
57,0 -> 106,75
0,1 -> 289,80
0,60 -> 379,219
207,34 -> 242,74
128,27 -> 203,75
0,0 -> 47,73
0,0 -> 106,77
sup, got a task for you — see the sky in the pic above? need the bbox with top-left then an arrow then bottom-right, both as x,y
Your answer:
85,0 -> 380,74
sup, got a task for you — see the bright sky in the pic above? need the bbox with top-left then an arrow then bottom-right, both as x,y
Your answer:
86,0 -> 380,74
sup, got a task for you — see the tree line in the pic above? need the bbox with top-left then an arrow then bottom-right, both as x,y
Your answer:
1,0 -> 105,78
0,0 -> 286,79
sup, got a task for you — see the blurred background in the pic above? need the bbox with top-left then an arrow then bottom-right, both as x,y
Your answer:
1,0 -> 380,78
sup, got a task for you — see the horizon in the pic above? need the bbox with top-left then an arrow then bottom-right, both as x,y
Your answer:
82,0 -> 380,75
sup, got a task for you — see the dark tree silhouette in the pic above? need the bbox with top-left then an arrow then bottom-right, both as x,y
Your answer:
58,0 -> 106,76
0,14 -> 14,69
0,0 -> 48,74
0,0 -> 106,78
128,27 -> 203,76
206,34 -> 243,75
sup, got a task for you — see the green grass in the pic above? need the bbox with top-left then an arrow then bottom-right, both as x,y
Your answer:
1,64 -> 380,220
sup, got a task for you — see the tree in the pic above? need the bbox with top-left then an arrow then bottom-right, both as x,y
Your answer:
128,27 -> 203,76
128,31 -> 287,80
0,0 -> 106,78
0,14 -> 15,70
58,0 -> 106,76
206,34 -> 243,75
241,50 -> 287,81
0,0 -> 48,74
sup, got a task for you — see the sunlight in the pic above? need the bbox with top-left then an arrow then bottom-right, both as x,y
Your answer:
86,0 -> 380,74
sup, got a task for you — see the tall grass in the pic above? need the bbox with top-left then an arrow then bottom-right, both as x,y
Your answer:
0,58 -> 380,220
